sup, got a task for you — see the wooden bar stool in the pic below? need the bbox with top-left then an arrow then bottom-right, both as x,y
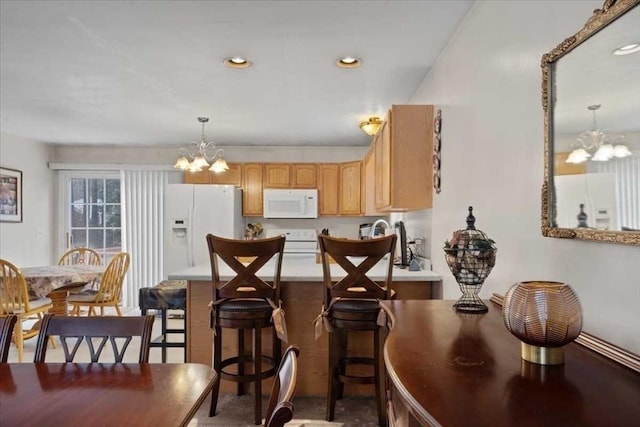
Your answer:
318,234 -> 396,427
207,234 -> 286,425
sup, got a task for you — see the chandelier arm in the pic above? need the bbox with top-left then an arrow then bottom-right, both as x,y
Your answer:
177,145 -> 200,159
201,143 -> 224,161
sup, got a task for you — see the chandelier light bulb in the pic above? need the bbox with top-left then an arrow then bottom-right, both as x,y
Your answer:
209,158 -> 230,173
613,144 -> 632,158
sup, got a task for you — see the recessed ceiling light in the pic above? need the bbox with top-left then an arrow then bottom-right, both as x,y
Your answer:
612,43 -> 640,55
224,57 -> 252,68
335,56 -> 362,69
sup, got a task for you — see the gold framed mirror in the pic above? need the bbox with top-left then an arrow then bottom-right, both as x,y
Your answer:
541,0 -> 640,245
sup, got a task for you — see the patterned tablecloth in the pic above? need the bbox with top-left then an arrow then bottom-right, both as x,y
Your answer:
20,265 -> 106,298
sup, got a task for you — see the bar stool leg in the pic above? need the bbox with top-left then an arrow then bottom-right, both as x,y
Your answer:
183,308 -> 188,363
253,322 -> 263,425
336,329 -> 347,400
237,328 -> 245,396
210,325 -> 222,416
374,327 -> 386,427
326,330 -> 338,422
160,309 -> 168,363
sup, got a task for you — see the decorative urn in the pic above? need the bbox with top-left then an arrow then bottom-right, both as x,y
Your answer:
443,206 -> 497,313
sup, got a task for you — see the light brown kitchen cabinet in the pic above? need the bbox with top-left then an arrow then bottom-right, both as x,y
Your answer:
242,163 -> 264,216
291,164 -> 317,188
264,164 -> 291,188
317,164 -> 339,215
375,105 -> 434,211
183,170 -> 210,184
210,163 -> 243,186
339,161 -> 362,215
183,163 -> 242,186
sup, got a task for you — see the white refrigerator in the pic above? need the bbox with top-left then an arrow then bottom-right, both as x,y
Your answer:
164,184 -> 244,277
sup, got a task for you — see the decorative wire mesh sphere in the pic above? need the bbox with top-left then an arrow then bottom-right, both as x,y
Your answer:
443,206 -> 497,313
503,281 -> 583,365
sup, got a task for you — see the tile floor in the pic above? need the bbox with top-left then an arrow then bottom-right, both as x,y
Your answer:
6,308 -> 380,427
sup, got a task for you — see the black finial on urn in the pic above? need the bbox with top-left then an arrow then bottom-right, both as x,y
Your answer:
577,203 -> 588,228
466,206 -> 476,230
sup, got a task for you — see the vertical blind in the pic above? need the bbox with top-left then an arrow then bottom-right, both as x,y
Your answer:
590,156 -> 640,230
121,170 -> 166,307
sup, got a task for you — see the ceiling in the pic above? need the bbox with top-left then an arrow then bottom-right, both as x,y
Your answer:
0,0 -> 473,148
553,4 -> 640,136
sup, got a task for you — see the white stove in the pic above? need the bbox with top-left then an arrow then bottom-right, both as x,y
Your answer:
265,228 -> 318,254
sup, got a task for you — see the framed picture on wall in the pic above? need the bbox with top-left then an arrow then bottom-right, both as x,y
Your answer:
0,167 -> 23,222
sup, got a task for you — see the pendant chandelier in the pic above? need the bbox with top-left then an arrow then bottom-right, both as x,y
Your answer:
566,105 -> 631,164
173,117 -> 229,173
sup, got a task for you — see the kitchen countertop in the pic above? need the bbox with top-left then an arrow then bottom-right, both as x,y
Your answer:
168,254 -> 441,282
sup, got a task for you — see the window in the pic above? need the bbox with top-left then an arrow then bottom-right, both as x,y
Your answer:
61,174 -> 122,263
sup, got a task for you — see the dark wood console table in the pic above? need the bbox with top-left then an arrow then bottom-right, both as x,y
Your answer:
382,300 -> 640,427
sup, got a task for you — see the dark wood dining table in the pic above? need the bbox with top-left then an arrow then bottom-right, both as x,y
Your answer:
0,362 -> 217,426
21,265 -> 106,315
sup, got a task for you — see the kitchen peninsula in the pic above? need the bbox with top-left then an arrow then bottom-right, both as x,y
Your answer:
169,254 -> 441,396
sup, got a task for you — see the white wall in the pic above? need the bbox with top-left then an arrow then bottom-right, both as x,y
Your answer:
410,0 -> 640,354
0,132 -> 55,266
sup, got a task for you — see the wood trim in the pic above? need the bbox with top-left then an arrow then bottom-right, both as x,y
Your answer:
490,293 -> 640,373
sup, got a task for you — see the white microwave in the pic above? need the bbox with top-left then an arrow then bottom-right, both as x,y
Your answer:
263,189 -> 318,218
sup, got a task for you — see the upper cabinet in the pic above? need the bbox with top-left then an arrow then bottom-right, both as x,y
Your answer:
339,161 -> 362,216
291,164 -> 317,188
374,104 -> 434,211
317,164 -> 339,216
242,163 -> 264,216
183,163 -> 242,186
264,163 -> 291,188
265,163 -> 317,188
210,163 -> 242,186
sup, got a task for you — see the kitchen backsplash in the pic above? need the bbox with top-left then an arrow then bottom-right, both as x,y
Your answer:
253,211 -> 431,259
256,216 -> 380,240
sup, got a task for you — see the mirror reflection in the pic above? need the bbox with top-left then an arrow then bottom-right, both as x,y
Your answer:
552,4 -> 640,232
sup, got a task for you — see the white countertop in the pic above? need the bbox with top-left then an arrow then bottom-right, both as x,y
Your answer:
168,254 -> 441,282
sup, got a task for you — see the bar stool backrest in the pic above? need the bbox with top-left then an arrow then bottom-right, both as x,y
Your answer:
318,234 -> 397,307
206,235 -> 286,302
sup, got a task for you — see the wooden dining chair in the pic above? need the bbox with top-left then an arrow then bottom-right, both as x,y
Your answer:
68,252 -> 130,316
317,234 -> 396,427
0,259 -> 54,362
264,345 -> 300,427
58,248 -> 102,266
207,234 -> 286,425
34,313 -> 154,363
0,315 -> 18,362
